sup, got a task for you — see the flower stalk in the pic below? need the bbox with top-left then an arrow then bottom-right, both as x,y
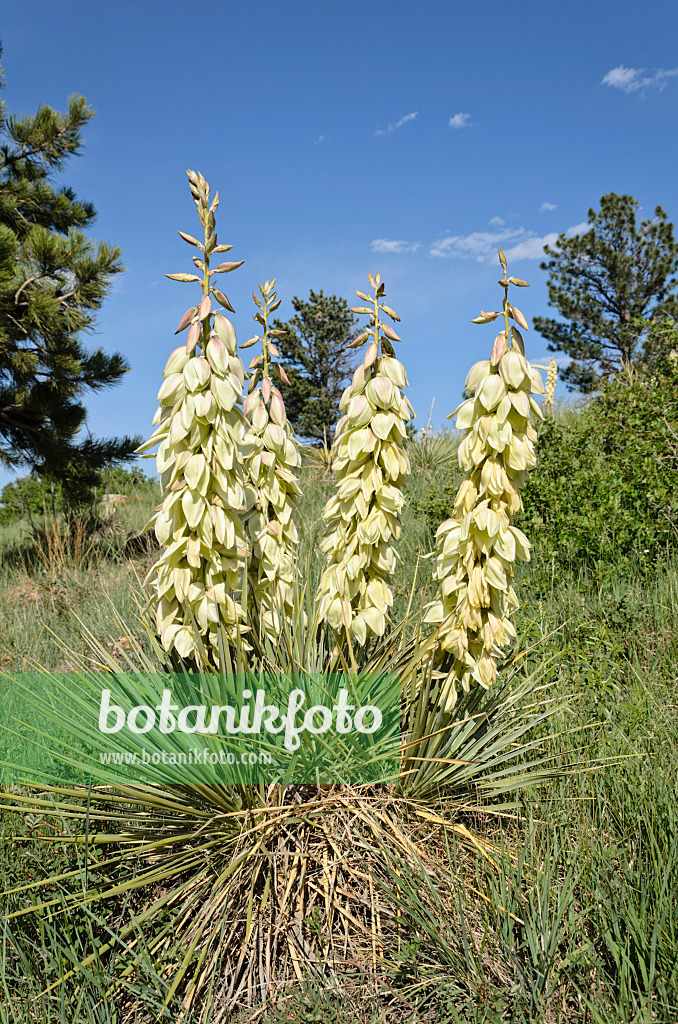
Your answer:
136,170 -> 249,663
425,250 -> 544,706
543,357 -> 558,416
317,274 -> 413,644
240,280 -> 302,638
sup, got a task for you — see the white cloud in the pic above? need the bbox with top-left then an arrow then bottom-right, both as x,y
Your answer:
371,238 -> 420,254
375,111 -> 418,137
489,216 -> 505,226
602,64 -> 678,94
314,134 -> 325,145
540,201 -> 557,212
430,228 -> 524,260
430,221 -> 590,262
449,112 -> 472,129
503,234 -> 558,261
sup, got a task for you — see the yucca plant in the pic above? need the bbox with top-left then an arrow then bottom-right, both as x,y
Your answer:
424,250 -> 545,708
0,213 -> 580,1021
136,170 -> 250,664
0,608 -> 572,1018
317,274 -> 414,645
240,280 -> 302,639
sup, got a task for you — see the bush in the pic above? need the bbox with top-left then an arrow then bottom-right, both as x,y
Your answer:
519,348 -> 678,572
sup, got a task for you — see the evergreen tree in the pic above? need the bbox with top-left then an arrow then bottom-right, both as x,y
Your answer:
534,193 -> 678,391
272,290 -> 359,444
0,42 -> 139,499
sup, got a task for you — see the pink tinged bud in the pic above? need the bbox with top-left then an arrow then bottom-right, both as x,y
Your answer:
262,376 -> 272,404
352,365 -> 368,389
174,307 -> 197,334
166,273 -> 202,283
510,306 -> 529,330
490,332 -> 508,367
178,230 -> 203,248
471,311 -> 500,324
186,322 -> 201,353
348,332 -> 370,349
248,354 -> 262,370
364,342 -> 378,368
198,295 -> 212,321
511,328 -> 526,356
212,288 -> 235,312
380,304 -> 400,322
381,323 -> 402,342
275,363 -> 291,385
215,260 -> 245,273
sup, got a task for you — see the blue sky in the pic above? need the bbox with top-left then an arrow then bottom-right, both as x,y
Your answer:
1,0 -> 677,484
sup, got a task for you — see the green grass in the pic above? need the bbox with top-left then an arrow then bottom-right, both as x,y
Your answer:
1,445 -> 677,1022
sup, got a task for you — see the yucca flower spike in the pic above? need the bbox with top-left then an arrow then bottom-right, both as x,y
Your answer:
317,273 -> 413,645
424,250 -> 545,708
240,280 -> 302,639
136,170 -> 250,663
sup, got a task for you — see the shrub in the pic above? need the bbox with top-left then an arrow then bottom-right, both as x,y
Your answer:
520,330 -> 678,572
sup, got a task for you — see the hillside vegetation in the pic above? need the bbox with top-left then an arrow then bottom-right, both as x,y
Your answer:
0,360 -> 677,1021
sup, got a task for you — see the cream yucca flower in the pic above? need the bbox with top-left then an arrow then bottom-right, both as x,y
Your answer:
240,280 -> 302,638
317,273 -> 413,645
542,357 -> 558,416
137,171 -> 250,663
425,251 -> 544,707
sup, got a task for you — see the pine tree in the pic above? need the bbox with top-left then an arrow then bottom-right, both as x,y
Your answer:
272,290 -> 359,444
0,42 -> 138,498
534,193 -> 678,392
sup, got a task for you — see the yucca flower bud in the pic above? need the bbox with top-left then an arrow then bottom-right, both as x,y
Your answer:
136,171 -> 249,663
425,251 -> 544,707
542,357 -> 558,416
317,274 -> 413,645
241,280 -> 302,638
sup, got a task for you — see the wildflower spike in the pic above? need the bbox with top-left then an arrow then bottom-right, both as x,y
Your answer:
136,172 -> 249,664
424,256 -> 543,708
241,281 -> 302,639
317,276 -> 413,645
